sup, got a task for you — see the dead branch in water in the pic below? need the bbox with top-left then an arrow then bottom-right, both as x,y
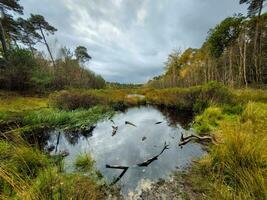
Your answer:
125,121 -> 137,127
106,165 -> 129,185
137,142 -> 169,167
179,133 -> 214,147
55,132 -> 61,153
112,126 -> 118,136
106,142 -> 169,184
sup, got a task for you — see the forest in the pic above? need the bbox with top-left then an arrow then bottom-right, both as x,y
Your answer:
0,1 -> 105,92
0,0 -> 267,200
147,12 -> 267,88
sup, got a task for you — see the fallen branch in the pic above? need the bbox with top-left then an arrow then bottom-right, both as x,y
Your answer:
137,142 -> 169,167
106,142 -> 170,184
125,121 -> 137,127
179,133 -> 213,147
106,165 -> 129,184
55,132 -> 61,153
112,126 -> 118,136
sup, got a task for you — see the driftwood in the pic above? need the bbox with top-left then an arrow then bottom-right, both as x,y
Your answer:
106,165 -> 129,185
179,133 -> 213,146
125,121 -> 137,127
106,142 -> 169,184
112,126 -> 118,136
55,132 -> 61,153
137,142 -> 169,167
142,136 -> 147,141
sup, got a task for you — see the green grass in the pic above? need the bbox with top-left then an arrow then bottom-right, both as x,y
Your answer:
192,105 -> 241,134
22,106 -> 114,131
0,85 -> 266,199
75,154 -> 95,172
0,93 -> 48,125
234,89 -> 267,103
187,102 -> 267,200
0,140 -> 107,199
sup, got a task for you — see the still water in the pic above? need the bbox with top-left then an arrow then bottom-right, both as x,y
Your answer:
45,106 -> 205,194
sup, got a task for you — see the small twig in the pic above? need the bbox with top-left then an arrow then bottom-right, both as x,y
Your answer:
112,126 -> 118,136
125,121 -> 137,127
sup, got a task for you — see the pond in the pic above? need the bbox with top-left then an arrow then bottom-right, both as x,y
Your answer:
44,106 -> 205,195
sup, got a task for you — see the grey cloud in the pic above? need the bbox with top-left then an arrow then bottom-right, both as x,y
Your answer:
21,0 -> 247,83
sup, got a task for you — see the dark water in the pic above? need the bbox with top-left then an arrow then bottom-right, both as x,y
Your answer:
45,106 -> 205,194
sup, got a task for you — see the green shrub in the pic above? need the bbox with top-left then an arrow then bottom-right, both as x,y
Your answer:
0,48 -> 37,91
50,90 -> 103,110
145,82 -> 234,110
202,82 -> 233,101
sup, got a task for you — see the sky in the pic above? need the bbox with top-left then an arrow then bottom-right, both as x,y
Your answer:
20,0 -> 248,83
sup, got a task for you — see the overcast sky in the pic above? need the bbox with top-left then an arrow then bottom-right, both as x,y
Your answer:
21,0 -> 248,83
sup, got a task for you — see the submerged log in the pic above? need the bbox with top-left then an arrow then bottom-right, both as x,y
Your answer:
106,165 -> 129,184
179,133 -> 213,147
125,121 -> 137,127
112,126 -> 118,136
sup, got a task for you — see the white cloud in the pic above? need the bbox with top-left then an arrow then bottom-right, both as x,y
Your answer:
21,0 -> 247,83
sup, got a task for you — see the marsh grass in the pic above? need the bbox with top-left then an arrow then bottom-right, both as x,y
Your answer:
75,154 -> 96,172
234,89 -> 267,103
0,138 -> 109,200
22,106 -> 114,132
191,102 -> 267,200
1,85 -> 266,199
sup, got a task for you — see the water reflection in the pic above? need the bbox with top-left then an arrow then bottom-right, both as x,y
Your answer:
45,106 -> 204,194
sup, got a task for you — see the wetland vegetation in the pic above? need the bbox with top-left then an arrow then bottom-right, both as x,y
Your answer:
0,0 -> 267,199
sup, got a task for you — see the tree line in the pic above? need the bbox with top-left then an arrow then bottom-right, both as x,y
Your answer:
147,0 -> 267,88
0,0 -> 105,92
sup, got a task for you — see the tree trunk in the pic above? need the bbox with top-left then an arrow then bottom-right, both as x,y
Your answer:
40,27 -> 55,67
253,0 -> 264,83
257,2 -> 263,83
0,20 -> 8,59
243,32 -> 248,87
253,22 -> 259,83
26,33 -> 34,55
229,47 -> 234,87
